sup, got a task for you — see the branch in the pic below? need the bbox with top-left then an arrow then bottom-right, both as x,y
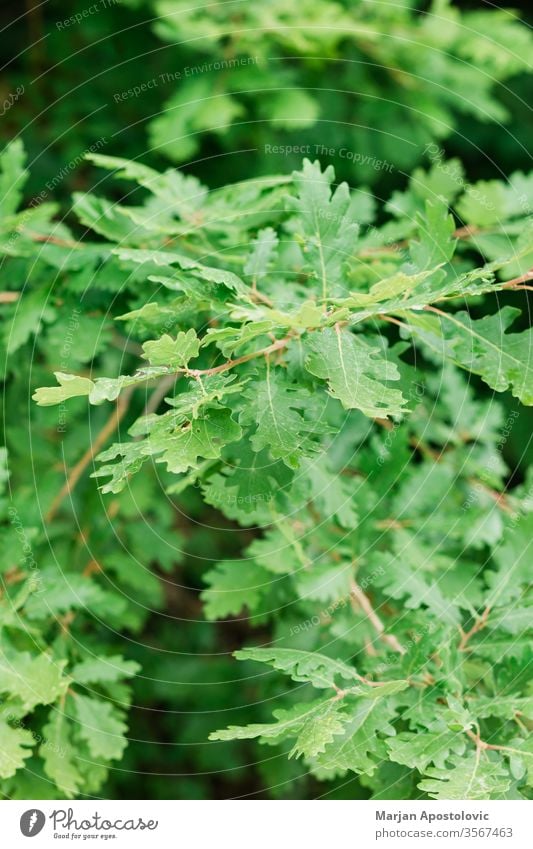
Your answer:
133,373 -> 181,437
43,335 -> 294,516
458,606 -> 491,651
500,269 -> 533,289
45,387 -> 134,522
186,334 -> 293,378
111,331 -> 143,357
466,728 -> 531,758
467,478 -> 514,515
349,579 -> 406,655
26,231 -> 81,249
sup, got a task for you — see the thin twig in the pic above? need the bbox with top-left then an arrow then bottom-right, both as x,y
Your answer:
466,728 -> 530,758
349,579 -> 406,655
186,334 -> 293,378
45,387 -> 134,522
467,478 -> 514,514
458,606 -> 491,651
453,225 -> 479,240
500,269 -> 533,289
111,332 -> 143,357
144,373 -> 180,416
377,313 -> 411,330
26,231 -> 81,248
44,336 -> 293,517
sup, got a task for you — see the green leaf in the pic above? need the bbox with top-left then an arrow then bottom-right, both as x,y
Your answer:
0,720 -> 33,779
241,368 -> 327,468
149,78 -> 243,163
305,327 -> 407,417
0,140 -> 28,217
71,655 -> 140,685
418,753 -> 512,800
201,560 -> 271,620
0,650 -> 68,711
114,247 -> 249,296
32,372 -> 94,406
41,713 -> 83,798
202,443 -> 292,519
299,458 -> 359,529
73,192 -> 144,243
261,90 -> 319,130
24,571 -> 107,619
203,320 -> 276,357
147,407 -> 242,474
288,159 -> 359,298
410,198 -> 456,271
334,270 -> 434,310
86,152 -> 207,219
88,369 -> 169,405
374,533 -> 461,626
387,731 -> 465,772
95,407 -> 242,490
73,695 -> 128,761
244,227 -> 279,284
142,329 -> 200,368
5,289 -> 56,355
233,647 -> 361,690
313,697 -> 400,777
163,373 -> 245,419
210,697 -> 351,760
92,441 -> 148,494
456,180 -> 508,227
486,514 -> 533,606
405,306 -> 533,404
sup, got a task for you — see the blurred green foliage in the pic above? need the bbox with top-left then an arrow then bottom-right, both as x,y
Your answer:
2,0 -> 532,196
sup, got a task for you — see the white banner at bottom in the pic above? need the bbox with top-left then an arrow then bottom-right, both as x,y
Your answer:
0,799 -> 531,848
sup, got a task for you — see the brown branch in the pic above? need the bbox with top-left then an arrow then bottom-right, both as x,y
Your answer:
375,518 -> 414,530
186,334 -> 293,378
373,416 -> 394,430
111,332 -> 143,357
377,314 -> 411,331
467,478 -> 514,514
500,269 -> 533,289
465,728 -> 529,758
0,292 -> 20,303
144,373 -> 180,416
27,231 -> 81,249
250,284 -> 273,307
45,387 -> 134,522
453,225 -> 479,240
82,559 -> 102,577
349,579 -> 406,655
458,606 -> 491,651
424,305 -> 451,319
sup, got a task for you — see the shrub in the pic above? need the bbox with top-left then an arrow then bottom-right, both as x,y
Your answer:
17,139 -> 533,799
